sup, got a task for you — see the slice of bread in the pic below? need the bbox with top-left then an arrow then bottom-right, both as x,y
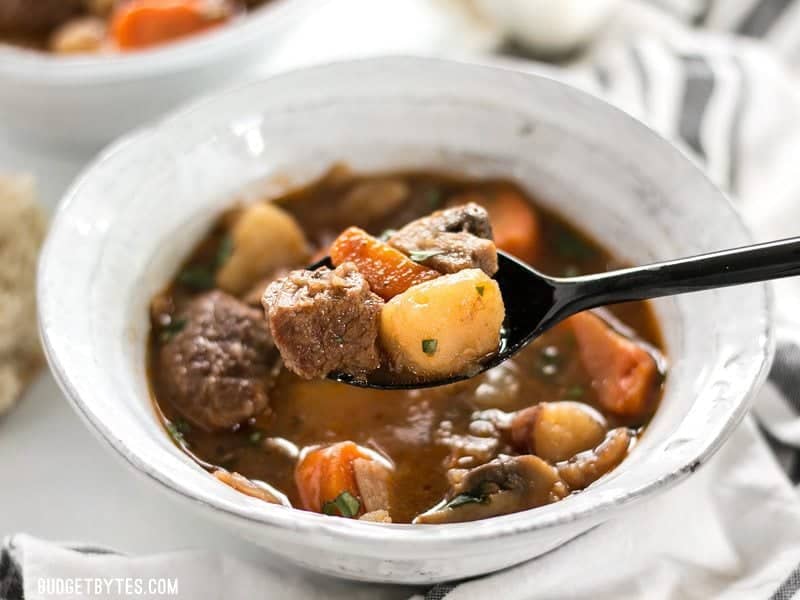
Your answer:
0,174 -> 47,417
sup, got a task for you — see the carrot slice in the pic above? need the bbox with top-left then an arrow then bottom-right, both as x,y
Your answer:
111,0 -> 229,50
451,188 -> 540,264
329,227 -> 440,300
295,441 -> 368,515
568,312 -> 658,420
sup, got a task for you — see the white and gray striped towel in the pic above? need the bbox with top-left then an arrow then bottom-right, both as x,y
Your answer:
5,1 -> 800,599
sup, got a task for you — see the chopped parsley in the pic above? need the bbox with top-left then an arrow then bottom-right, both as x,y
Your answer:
248,431 -> 263,446
177,236 -> 232,292
322,491 -> 361,518
565,385 -> 585,400
159,318 -> 187,343
422,339 -> 438,355
409,249 -> 444,263
476,285 -> 485,297
215,235 -> 234,269
444,481 -> 491,509
166,422 -> 187,445
178,266 -> 215,291
556,231 -> 593,260
425,187 -> 443,209
445,494 -> 483,509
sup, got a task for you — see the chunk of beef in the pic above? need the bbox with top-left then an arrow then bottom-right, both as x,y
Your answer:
0,0 -> 83,34
388,203 -> 498,276
159,291 -> 276,432
242,268 -> 290,308
414,455 -> 567,524
262,262 -> 383,380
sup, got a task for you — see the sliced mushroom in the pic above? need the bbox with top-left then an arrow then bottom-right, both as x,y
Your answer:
557,427 -> 632,490
414,455 -> 568,524
511,401 -> 607,463
213,469 -> 291,507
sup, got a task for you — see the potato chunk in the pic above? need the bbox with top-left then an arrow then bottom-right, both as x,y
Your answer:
216,203 -> 309,296
380,269 -> 505,378
49,17 -> 107,54
511,402 -> 607,463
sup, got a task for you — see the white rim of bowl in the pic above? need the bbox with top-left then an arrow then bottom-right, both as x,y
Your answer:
38,56 -> 774,549
0,0 -> 319,84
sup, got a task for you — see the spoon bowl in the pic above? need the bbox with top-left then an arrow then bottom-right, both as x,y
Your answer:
318,235 -> 800,390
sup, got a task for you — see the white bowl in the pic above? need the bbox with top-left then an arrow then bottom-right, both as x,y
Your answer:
472,0 -> 621,56
0,0 -> 316,153
38,56 -> 773,583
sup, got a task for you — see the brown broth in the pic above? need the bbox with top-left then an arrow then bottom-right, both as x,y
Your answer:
148,169 -> 666,524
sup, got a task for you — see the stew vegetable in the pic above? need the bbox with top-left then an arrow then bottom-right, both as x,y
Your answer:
0,0 -> 271,54
262,202 -> 506,383
148,167 -> 666,524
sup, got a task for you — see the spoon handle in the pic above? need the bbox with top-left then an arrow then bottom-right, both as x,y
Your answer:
564,236 -> 800,311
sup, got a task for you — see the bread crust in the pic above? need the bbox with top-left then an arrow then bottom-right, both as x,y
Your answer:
0,175 -> 46,417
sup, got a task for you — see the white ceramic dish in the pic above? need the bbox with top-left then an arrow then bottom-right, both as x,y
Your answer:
0,0 -> 317,152
38,56 -> 773,583
471,0 -> 621,56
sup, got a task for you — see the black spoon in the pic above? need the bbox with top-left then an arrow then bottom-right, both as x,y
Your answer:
313,236 -> 800,390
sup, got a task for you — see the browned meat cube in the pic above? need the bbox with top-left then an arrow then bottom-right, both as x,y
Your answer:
387,203 -> 498,276
0,0 -> 83,34
262,262 -> 383,380
158,291 -> 276,432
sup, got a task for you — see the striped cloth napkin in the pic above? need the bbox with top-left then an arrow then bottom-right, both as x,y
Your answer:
5,1 -> 800,599
422,1 -> 800,598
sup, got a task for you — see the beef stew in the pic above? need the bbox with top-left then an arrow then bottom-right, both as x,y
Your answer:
0,0 -> 272,54
148,167 -> 666,524
262,203 -> 506,383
